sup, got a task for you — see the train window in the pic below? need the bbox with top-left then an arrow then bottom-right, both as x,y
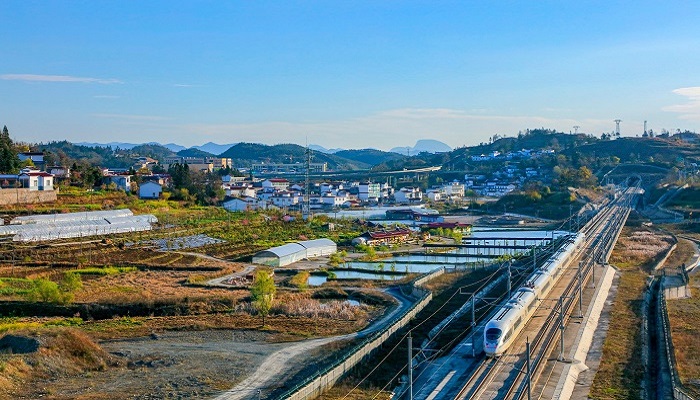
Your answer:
485,328 -> 502,341
504,329 -> 512,342
514,316 -> 522,329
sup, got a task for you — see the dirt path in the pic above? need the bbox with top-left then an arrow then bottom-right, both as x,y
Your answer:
213,288 -> 415,399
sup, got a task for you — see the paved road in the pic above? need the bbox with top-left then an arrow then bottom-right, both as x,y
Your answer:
213,287 -> 416,400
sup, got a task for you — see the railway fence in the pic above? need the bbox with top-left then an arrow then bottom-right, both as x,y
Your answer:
276,267 -> 445,400
658,275 -> 696,400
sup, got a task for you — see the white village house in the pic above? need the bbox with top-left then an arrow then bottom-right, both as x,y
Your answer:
139,181 -> 163,199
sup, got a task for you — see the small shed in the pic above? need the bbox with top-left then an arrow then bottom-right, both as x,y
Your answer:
139,181 -> 162,199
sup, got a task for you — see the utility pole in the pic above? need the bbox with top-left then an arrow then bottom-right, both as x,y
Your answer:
303,145 -> 312,221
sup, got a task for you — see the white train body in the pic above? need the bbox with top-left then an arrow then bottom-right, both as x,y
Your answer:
484,233 -> 584,357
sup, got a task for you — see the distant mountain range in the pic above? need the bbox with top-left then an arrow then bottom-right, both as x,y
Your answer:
77,139 -> 452,156
77,141 -> 231,154
389,139 -> 452,155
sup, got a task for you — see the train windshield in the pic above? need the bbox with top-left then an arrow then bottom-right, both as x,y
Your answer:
485,328 -> 502,341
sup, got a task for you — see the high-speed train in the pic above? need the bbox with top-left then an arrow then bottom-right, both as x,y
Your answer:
483,233 -> 585,357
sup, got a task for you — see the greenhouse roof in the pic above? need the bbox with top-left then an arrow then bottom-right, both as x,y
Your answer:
258,243 -> 307,258
298,238 -> 336,249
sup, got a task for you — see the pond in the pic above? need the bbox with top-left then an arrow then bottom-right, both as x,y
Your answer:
307,229 -> 568,286
342,261 -> 484,274
308,271 -> 405,286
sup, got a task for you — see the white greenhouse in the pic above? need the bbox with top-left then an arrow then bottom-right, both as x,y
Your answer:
252,238 -> 337,267
0,209 -> 157,242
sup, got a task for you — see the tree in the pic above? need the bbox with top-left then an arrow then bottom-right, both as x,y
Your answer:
250,269 -> 276,326
0,125 -> 20,174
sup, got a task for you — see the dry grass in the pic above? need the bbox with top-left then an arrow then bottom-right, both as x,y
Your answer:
80,313 -> 370,340
609,228 -> 674,272
270,295 -> 371,320
0,328 -> 122,400
75,267 -> 246,304
318,384 -> 393,400
663,238 -> 697,269
666,275 -> 700,397
590,227 -> 672,400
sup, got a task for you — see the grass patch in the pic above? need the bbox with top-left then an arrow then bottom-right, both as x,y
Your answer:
67,266 -> 137,276
590,226 -> 673,400
0,317 -> 83,333
0,278 -> 35,296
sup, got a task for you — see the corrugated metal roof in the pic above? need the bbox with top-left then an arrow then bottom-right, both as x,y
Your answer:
297,238 -> 336,249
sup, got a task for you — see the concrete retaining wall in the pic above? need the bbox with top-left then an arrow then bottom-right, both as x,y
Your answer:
281,268 -> 445,400
552,264 -> 616,400
0,188 -> 57,205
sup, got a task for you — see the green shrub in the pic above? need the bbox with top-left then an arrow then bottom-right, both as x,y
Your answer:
60,272 -> 83,292
289,271 -> 310,290
29,279 -> 66,304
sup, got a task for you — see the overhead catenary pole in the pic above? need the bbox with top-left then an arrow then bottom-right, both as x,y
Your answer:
507,260 -> 512,298
578,262 -> 583,317
408,332 -> 413,400
526,337 -> 532,400
471,295 -> 476,357
559,296 -> 565,361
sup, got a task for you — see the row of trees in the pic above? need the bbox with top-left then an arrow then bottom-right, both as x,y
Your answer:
167,162 -> 226,205
0,125 -> 22,174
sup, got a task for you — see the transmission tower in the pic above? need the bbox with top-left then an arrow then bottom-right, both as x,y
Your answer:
644,120 -> 647,136
573,125 -> 580,134
303,145 -> 312,221
614,119 -> 622,137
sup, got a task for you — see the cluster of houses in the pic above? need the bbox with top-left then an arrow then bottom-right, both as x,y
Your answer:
3,149 -> 547,208
465,163 -> 542,197
222,179 -> 474,212
0,153 -> 56,192
470,148 -> 555,162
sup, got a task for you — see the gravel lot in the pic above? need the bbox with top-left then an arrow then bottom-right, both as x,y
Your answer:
34,330 -> 290,400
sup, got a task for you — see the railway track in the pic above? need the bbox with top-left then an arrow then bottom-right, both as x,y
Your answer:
451,186 -> 638,400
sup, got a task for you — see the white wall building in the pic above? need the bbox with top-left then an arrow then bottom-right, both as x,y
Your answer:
139,181 -> 162,199
18,170 -> 54,191
394,187 -> 423,204
358,182 -> 381,202
223,196 -> 267,212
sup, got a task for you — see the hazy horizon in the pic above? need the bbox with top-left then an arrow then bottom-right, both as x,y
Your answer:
2,1 -> 699,150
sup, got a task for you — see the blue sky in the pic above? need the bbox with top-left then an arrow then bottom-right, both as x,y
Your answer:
1,1 -> 699,150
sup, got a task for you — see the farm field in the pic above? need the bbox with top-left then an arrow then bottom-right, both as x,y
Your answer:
0,194 -> 390,399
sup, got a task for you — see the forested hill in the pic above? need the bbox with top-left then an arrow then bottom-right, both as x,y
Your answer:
219,143 -> 372,170
333,149 -> 406,166
32,141 -> 177,168
370,129 -> 700,171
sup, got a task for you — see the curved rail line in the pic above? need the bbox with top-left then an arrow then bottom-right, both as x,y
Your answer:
451,186 -> 637,400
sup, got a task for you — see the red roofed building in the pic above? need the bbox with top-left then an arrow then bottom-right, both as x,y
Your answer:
18,170 -> 54,191
421,222 -> 473,235
352,228 -> 412,246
